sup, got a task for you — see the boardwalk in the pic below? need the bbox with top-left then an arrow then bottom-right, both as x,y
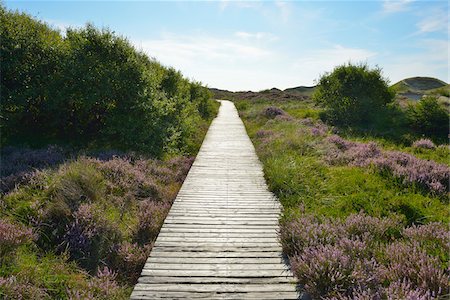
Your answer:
131,100 -> 299,299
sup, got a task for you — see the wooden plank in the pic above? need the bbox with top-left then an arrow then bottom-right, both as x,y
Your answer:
159,227 -> 279,233
138,276 -> 296,284
140,269 -> 294,277
156,237 -> 278,243
145,257 -> 287,264
149,251 -> 284,258
130,291 -> 299,300
143,263 -> 289,271
133,283 -> 296,292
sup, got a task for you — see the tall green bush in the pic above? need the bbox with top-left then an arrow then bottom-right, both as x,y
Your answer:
0,7 -> 65,143
0,6 -> 213,155
407,96 -> 449,138
313,63 -> 395,126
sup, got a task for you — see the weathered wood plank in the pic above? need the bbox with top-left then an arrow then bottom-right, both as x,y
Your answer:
140,269 -> 294,277
145,257 -> 286,264
143,263 -> 289,271
148,251 -> 284,258
138,276 -> 296,284
133,283 -> 296,292
130,291 -> 299,300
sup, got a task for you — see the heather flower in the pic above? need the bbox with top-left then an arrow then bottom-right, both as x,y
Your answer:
64,204 -> 121,271
0,276 -> 48,299
67,267 -> 127,300
0,219 -> 34,259
385,279 -> 433,300
291,244 -> 354,297
274,114 -> 293,121
133,200 -> 169,245
379,241 -> 448,296
311,123 -> 330,137
372,150 -> 449,195
283,213 -> 448,299
97,157 -> 161,200
280,216 -> 344,256
403,222 -> 450,259
256,130 -> 274,138
326,135 -> 356,152
0,146 -> 67,194
263,106 -> 287,118
343,212 -> 403,241
112,241 -> 152,283
298,117 -> 314,126
413,139 -> 436,150
325,135 -> 449,195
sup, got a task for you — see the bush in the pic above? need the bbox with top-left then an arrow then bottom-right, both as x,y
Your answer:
0,219 -> 34,261
313,63 -> 395,126
412,139 -> 436,150
283,213 -> 449,299
63,204 -> 122,272
0,7 -> 214,155
407,96 -> 449,138
0,6 -> 65,144
263,106 -> 287,118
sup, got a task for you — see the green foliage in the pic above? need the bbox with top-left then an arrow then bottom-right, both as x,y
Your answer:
313,63 -> 395,126
0,6 -> 65,143
0,7 -> 214,156
406,96 -> 449,138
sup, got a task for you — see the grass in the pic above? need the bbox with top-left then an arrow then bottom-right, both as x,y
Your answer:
234,97 -> 449,298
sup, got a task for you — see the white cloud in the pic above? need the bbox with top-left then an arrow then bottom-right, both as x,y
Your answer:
132,32 -> 275,90
293,45 -> 377,79
379,38 -> 449,83
219,0 -> 262,12
275,1 -> 291,23
235,31 -> 278,41
382,0 -> 414,13
417,9 -> 449,34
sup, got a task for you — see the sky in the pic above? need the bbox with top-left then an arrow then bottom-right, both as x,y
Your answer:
4,0 -> 449,91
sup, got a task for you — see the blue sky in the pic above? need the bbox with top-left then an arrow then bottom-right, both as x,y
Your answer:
5,0 -> 449,91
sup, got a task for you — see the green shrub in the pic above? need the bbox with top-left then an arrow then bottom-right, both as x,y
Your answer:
0,6 -> 65,144
313,63 -> 395,126
407,96 -> 449,138
0,6 -> 213,155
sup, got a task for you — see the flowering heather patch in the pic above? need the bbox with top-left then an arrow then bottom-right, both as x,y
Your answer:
413,139 -> 436,150
326,136 -> 449,195
112,241 -> 152,283
371,151 -> 449,195
64,204 -> 121,271
310,122 -> 329,136
403,222 -> 450,253
67,267 -> 128,300
0,276 -> 49,299
379,241 -> 447,296
282,213 -> 449,299
0,219 -> 34,259
0,145 -> 67,193
263,106 -> 287,118
133,200 -> 170,245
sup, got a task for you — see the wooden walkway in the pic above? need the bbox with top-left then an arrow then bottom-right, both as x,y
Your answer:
131,100 -> 299,299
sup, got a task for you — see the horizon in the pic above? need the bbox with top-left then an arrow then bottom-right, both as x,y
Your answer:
4,0 -> 449,92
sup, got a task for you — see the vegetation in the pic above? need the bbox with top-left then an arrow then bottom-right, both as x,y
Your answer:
234,93 -> 449,298
0,6 -> 219,299
406,96 -> 449,137
312,63 -> 395,126
1,6 -> 215,156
